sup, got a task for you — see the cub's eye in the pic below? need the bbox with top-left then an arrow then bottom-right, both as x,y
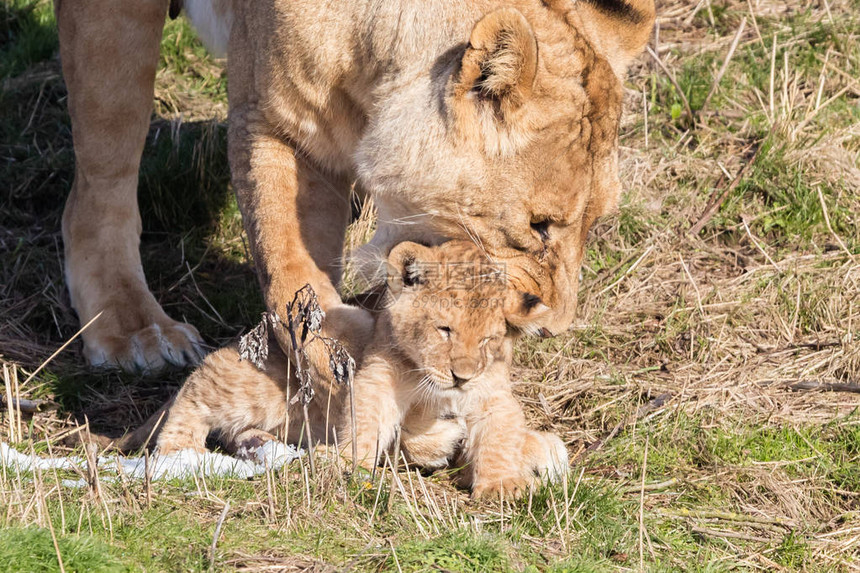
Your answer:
530,219 -> 550,242
437,326 -> 452,340
480,335 -> 501,347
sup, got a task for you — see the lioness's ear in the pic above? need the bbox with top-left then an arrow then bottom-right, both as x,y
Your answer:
565,0 -> 656,77
455,8 -> 538,112
504,290 -> 551,335
387,242 -> 435,289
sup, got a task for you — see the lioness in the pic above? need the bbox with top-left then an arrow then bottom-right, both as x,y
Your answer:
107,240 -> 566,497
56,0 -> 654,373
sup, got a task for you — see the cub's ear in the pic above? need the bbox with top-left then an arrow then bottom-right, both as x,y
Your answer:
455,7 -> 538,112
504,290 -> 552,335
387,242 -> 435,289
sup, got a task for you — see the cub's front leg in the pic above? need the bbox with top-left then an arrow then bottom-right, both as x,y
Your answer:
338,356 -> 405,469
401,401 -> 466,471
459,381 -> 568,499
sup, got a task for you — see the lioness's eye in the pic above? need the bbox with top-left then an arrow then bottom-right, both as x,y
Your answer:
437,326 -> 452,340
530,219 -> 550,242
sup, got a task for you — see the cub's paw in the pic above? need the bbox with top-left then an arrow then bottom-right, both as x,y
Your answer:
523,431 -> 569,482
401,413 -> 467,471
471,474 -> 533,500
82,291 -> 206,373
230,429 -> 279,461
155,444 -> 207,457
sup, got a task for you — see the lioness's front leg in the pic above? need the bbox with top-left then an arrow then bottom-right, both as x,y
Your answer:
227,106 -> 373,385
57,0 -> 205,372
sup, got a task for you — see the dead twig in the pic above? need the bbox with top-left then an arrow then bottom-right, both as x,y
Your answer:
691,526 -> 772,543
580,393 -> 674,458
209,501 -> 231,571
238,285 -> 357,478
0,397 -> 58,415
688,142 -> 762,236
660,508 -> 796,528
620,477 -> 678,494
786,381 -> 860,394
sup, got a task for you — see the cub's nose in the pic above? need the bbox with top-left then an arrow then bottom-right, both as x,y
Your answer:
451,372 -> 471,387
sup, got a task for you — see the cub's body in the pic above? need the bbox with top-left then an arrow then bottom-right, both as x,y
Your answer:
119,241 -> 567,497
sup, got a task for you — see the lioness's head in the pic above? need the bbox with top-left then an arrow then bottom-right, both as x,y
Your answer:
356,0 -> 654,336
381,240 -> 549,393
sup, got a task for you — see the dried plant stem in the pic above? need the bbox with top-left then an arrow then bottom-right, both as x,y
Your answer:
638,434 -> 649,571
4,364 -> 17,444
692,526 -> 771,543
768,34 -> 778,123
661,507 -> 795,527
741,217 -> 780,272
620,478 -> 679,494
643,88 -> 649,148
746,0 -> 765,48
349,379 -> 358,476
142,410 -> 168,454
13,366 -> 21,441
302,402 -> 315,479
144,449 -> 153,508
700,17 -> 747,114
816,186 -> 855,262
647,46 -> 694,123
85,442 -> 102,500
787,381 -> 860,394
22,311 -> 103,386
679,254 -> 704,316
387,427 -> 402,513
597,245 -> 654,296
37,467 -> 66,573
209,501 -> 231,571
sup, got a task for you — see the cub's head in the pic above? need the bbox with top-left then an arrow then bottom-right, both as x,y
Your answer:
381,240 -> 550,393
356,1 -> 655,336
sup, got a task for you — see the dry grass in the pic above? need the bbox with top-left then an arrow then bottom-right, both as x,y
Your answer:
1,0 -> 859,570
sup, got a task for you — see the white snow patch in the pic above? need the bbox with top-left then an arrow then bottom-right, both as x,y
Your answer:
1,441 -> 302,486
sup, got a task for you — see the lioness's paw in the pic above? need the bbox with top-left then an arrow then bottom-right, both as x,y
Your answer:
523,431 -> 569,482
83,316 -> 206,373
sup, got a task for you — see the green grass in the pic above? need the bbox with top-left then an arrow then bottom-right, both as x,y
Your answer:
384,531 -> 511,572
0,0 -> 56,79
0,527 -> 130,573
2,0 -> 860,570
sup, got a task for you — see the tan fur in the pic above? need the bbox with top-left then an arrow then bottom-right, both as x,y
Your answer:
343,241 -> 567,497
56,0 -> 206,372
115,241 -> 566,497
57,0 -> 654,374
228,0 -> 657,371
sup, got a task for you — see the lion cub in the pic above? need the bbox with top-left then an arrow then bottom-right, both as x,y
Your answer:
116,240 -> 567,497
342,241 -> 568,496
